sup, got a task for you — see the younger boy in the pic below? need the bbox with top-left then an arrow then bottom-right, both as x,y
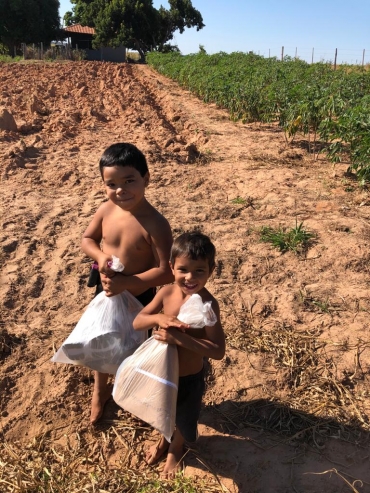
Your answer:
82,142 -> 174,424
133,232 -> 225,478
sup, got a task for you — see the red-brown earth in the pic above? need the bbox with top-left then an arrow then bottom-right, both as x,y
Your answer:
1,60 -> 370,492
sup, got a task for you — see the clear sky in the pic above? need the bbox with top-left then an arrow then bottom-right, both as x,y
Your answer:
58,0 -> 370,64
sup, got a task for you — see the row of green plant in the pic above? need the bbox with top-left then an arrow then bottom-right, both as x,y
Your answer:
147,51 -> 370,183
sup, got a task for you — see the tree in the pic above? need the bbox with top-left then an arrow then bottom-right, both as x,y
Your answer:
63,11 -> 74,27
0,0 -> 61,55
67,0 -> 204,61
156,0 -> 204,51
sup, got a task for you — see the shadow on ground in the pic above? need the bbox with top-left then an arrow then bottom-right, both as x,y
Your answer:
188,399 -> 370,493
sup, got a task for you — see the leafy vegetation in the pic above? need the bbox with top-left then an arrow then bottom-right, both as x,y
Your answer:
230,196 -> 246,204
260,221 -> 314,253
0,54 -> 22,62
147,51 -> 370,182
66,0 -> 204,61
0,0 -> 61,55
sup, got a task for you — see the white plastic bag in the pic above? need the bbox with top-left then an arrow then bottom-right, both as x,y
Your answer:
108,255 -> 124,272
51,256 -> 147,374
177,294 -> 218,328
113,337 -> 179,443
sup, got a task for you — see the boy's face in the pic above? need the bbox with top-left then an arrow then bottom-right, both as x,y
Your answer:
171,255 -> 212,296
102,165 -> 149,211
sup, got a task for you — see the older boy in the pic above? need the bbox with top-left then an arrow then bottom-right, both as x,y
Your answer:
82,142 -> 173,424
133,232 -> 225,478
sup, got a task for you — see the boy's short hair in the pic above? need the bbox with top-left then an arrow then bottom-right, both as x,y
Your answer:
170,232 -> 216,270
99,143 -> 149,178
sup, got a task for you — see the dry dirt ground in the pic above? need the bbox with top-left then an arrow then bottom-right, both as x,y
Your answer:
1,61 -> 370,492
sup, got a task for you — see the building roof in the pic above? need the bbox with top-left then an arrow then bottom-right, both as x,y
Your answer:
63,24 -> 95,35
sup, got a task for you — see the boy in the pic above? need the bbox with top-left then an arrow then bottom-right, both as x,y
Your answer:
82,142 -> 174,424
133,232 -> 225,478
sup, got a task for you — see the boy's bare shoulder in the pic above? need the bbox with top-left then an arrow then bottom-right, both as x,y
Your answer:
200,289 -> 220,308
158,283 -> 176,296
94,199 -> 115,217
145,202 -> 171,226
143,202 -> 172,239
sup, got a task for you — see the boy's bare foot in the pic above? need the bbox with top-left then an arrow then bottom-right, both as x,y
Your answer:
146,436 -> 169,465
160,449 -> 184,479
90,384 -> 112,425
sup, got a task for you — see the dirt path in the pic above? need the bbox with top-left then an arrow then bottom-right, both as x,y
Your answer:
1,61 -> 370,492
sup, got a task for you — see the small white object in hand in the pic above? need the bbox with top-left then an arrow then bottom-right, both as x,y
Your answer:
177,294 -> 217,328
110,255 -> 125,272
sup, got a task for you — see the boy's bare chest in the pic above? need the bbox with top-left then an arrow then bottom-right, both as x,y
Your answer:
163,292 -> 186,317
102,213 -> 151,252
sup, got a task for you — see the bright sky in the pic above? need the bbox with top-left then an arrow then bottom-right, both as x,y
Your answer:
59,0 -> 370,64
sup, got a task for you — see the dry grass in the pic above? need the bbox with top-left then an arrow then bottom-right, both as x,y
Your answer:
127,51 -> 141,62
0,427 -> 226,493
2,319 -> 369,492
3,307 -> 369,490
305,469 -> 365,493
221,304 -> 370,446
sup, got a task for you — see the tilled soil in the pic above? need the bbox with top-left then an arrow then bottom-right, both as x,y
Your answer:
1,60 -> 370,492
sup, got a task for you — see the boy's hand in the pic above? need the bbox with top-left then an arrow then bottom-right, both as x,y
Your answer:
153,327 -> 183,344
98,254 -> 115,278
100,272 -> 122,296
156,314 -> 189,331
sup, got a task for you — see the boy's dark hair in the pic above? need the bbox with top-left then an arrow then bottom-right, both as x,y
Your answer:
170,232 -> 216,270
99,143 -> 148,178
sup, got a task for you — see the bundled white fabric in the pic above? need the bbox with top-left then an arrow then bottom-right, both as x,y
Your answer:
113,337 -> 179,443
51,256 -> 146,374
177,294 -> 218,328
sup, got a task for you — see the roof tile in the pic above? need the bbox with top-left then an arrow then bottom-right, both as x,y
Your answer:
63,24 -> 95,35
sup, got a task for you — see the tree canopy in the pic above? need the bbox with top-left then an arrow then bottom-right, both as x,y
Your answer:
65,0 -> 204,60
0,0 -> 61,55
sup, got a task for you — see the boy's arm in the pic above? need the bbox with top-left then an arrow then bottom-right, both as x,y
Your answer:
154,300 -> 225,360
133,288 -> 190,331
102,216 -> 174,296
132,291 -> 164,331
81,204 -> 115,277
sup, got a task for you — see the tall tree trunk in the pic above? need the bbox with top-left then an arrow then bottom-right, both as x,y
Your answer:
134,40 -> 146,63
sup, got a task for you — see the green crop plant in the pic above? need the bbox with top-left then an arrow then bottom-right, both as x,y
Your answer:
147,51 -> 370,181
319,96 -> 370,184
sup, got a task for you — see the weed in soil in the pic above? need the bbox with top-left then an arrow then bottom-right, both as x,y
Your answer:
260,220 -> 315,254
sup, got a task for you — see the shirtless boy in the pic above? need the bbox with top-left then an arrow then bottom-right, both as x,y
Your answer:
81,142 -> 173,424
133,232 -> 225,478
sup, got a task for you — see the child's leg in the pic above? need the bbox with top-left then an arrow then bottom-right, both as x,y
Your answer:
90,371 -> 112,424
146,435 -> 170,465
161,428 -> 185,478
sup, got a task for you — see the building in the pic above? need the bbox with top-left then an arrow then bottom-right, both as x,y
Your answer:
63,24 -> 95,50
63,24 -> 126,62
